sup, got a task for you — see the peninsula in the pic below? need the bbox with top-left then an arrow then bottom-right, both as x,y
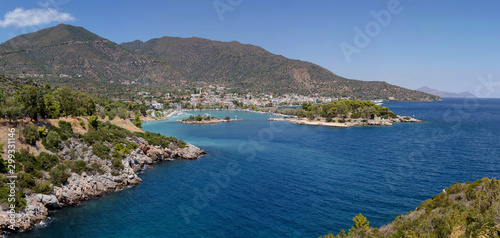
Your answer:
265,100 -> 422,128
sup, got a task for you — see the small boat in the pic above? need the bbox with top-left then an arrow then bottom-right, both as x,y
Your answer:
371,99 -> 383,106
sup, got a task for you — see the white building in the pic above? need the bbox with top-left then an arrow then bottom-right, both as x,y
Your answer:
151,101 -> 164,109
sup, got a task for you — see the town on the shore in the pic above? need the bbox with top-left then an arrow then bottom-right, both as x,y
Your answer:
123,83 -> 388,119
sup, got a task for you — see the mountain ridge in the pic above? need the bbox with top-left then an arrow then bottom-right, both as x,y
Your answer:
417,86 -> 474,98
0,24 -> 440,101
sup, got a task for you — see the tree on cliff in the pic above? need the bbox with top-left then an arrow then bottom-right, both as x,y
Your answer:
133,112 -> 143,128
56,87 -> 75,117
44,92 -> 61,119
1,98 -> 25,123
20,85 -> 45,121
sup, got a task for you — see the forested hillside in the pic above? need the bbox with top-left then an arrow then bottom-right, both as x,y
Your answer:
0,24 -> 440,101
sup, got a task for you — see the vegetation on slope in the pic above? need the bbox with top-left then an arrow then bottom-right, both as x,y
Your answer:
0,24 -> 186,95
122,36 -> 440,100
0,24 -> 439,101
0,84 -> 187,211
321,177 -> 500,237
262,100 -> 398,121
0,75 -> 157,123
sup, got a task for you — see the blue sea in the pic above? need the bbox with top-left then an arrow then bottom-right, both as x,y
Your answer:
10,98 -> 500,237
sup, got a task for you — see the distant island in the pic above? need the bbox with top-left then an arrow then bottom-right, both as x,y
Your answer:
417,86 -> 475,98
265,100 -> 422,128
178,114 -> 242,124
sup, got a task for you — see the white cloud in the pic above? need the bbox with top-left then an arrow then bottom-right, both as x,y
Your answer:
38,0 -> 70,9
0,7 -> 75,28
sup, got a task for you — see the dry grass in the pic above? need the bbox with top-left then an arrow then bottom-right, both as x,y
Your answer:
1,116 -> 143,160
0,119 -> 47,156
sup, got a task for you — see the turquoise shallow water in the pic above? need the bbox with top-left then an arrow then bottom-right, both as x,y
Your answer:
9,98 -> 500,237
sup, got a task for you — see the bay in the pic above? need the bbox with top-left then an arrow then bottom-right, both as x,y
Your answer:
11,98 -> 500,237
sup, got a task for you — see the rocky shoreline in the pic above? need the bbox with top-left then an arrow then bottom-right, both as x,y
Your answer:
0,136 -> 205,233
269,116 -> 423,128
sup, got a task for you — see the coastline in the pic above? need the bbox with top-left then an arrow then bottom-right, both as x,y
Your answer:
0,128 -> 206,233
269,115 -> 423,128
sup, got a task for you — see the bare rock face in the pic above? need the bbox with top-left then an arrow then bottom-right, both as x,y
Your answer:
146,146 -> 164,161
173,143 -> 207,160
34,194 -> 60,208
140,143 -> 206,161
4,195 -> 49,231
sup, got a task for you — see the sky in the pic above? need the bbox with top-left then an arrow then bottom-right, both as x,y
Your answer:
0,0 -> 499,97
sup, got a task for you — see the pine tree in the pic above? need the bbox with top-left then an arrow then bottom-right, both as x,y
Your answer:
133,112 -> 143,128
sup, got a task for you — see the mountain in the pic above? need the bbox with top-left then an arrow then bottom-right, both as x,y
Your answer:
121,36 -> 439,100
0,24 -> 186,94
0,24 -> 440,101
417,86 -> 474,98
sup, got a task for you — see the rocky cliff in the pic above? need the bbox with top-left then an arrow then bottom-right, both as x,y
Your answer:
0,137 -> 205,232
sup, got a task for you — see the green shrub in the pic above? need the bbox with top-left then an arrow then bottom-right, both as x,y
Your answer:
350,112 -> 361,118
38,125 -> 47,137
33,180 -> 52,194
0,143 -> 9,173
135,131 -> 186,148
37,152 -> 59,171
58,121 -> 73,138
107,109 -> 117,120
447,182 -> 465,194
0,160 -> 7,173
466,185 -> 479,201
71,160 -> 87,174
325,117 -> 333,122
90,162 -> 105,175
17,172 -> 36,189
118,108 -> 128,120
93,143 -> 111,160
404,116 -> 411,120
99,110 -> 107,119
45,131 -> 62,151
14,152 -> 42,177
126,142 -> 138,151
113,143 -> 131,160
111,157 -> 124,170
45,122 -> 72,142
22,124 -> 40,145
0,181 -> 26,211
362,119 -> 368,122
89,115 -> 99,129
50,164 -> 69,186
338,119 -> 346,123
79,119 -> 86,129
